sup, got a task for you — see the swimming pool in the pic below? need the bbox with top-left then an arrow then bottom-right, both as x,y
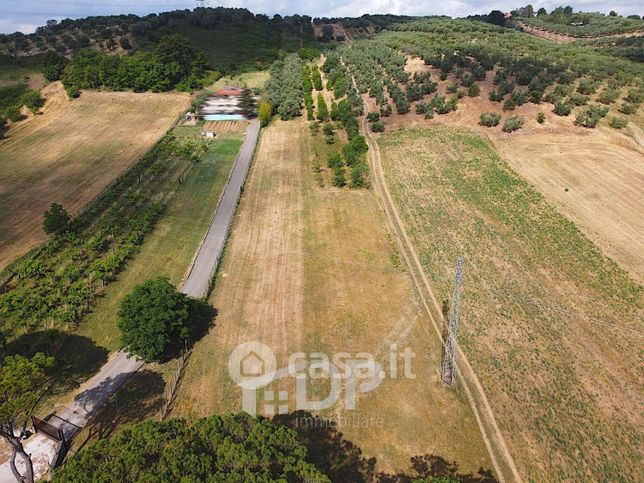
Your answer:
201,114 -> 246,121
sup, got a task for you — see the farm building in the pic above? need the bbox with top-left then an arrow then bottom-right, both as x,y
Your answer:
200,85 -> 258,121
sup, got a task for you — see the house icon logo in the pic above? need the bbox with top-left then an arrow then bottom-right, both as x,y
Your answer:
228,341 -> 277,386
240,351 -> 265,377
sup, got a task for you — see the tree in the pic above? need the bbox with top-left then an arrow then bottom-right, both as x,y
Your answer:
118,277 -> 194,361
487,10 -> 506,26
52,413 -> 330,482
609,10 -> 618,17
239,88 -> 257,118
537,7 -> 547,16
43,202 -> 71,236
0,118 -> 7,139
0,353 -> 54,483
258,100 -> 272,127
316,93 -> 328,121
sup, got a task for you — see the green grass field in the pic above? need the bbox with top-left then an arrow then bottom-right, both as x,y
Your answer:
77,131 -> 242,351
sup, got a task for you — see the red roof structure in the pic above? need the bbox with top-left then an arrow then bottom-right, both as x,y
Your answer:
214,86 -> 243,96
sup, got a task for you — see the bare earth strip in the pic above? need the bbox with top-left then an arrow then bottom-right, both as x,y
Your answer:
0,82 -> 189,269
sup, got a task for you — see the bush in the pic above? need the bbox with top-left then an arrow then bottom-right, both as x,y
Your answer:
66,85 -> 80,98
323,123 -> 334,136
502,115 -> 524,132
258,100 -> 272,127
371,120 -> 385,132
553,101 -> 572,116
609,116 -> 628,129
118,277 -> 194,362
467,84 -> 480,97
597,89 -> 619,105
415,103 -> 427,114
4,104 -> 22,122
20,90 -> 44,113
619,102 -> 639,115
537,112 -> 545,123
575,105 -> 608,128
331,167 -> 346,187
327,152 -> 343,169
366,112 -> 380,122
480,113 -> 501,127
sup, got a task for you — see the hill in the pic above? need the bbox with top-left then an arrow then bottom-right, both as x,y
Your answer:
0,8 -> 316,74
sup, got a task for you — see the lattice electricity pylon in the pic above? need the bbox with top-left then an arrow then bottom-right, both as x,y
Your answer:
441,256 -> 465,387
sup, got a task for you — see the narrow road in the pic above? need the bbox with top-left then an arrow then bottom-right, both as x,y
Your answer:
361,115 -> 522,483
180,119 -> 260,298
0,119 -> 260,482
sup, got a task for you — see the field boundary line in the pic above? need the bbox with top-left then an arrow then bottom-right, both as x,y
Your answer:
361,115 -> 522,483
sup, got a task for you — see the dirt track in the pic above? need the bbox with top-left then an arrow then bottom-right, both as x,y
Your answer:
362,116 -> 522,483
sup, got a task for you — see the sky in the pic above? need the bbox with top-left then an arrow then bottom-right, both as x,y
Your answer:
0,0 -> 641,34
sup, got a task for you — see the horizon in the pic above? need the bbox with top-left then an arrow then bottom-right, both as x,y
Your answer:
0,0 -> 641,35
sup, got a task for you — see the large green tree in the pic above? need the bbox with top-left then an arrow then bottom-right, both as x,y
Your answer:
117,277 -> 193,362
0,353 -> 54,483
52,413 -> 330,482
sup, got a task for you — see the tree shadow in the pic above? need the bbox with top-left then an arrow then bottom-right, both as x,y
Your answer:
273,411 -> 497,483
273,411 -> 377,482
1,329 -> 109,396
74,370 -> 165,452
160,299 -> 217,362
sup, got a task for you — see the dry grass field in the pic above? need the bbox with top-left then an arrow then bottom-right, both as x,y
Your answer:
0,82 -> 189,270
377,125 -> 643,481
369,57 -> 644,283
174,119 -> 492,477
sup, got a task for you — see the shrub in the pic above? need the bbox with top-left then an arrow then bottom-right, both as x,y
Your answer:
467,84 -> 481,97
537,112 -> 545,123
568,93 -> 589,106
502,115 -> 524,133
371,120 -> 385,132
446,83 -> 458,94
20,90 -> 44,113
331,167 -> 346,187
574,105 -> 608,128
66,85 -> 80,98
553,101 -> 572,116
479,113 -> 501,127
366,112 -> 380,122
577,79 -> 599,95
4,105 -> 22,122
619,102 -> 639,115
327,152 -> 343,169
350,163 -> 368,189
415,103 -> 427,114
609,116 -> 628,129
597,89 -> 619,105
323,123 -> 334,136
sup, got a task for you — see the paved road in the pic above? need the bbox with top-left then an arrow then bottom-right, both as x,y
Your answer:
0,352 -> 142,481
0,120 -> 260,482
180,119 -> 260,298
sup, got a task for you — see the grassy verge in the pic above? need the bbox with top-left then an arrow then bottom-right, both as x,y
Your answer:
377,125 -> 642,481
77,130 -> 242,350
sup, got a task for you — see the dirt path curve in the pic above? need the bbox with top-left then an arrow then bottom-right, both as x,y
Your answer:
361,115 -> 522,483
180,119 -> 261,298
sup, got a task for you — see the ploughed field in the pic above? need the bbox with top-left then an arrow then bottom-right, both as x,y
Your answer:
0,82 -> 189,270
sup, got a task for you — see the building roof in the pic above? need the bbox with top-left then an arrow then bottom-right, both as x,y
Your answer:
214,86 -> 244,96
